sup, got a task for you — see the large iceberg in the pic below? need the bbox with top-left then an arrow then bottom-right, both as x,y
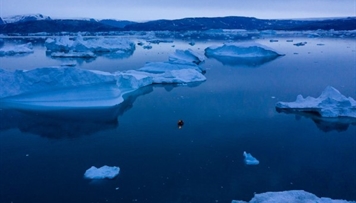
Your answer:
205,42 -> 283,67
84,165 -> 120,179
276,86 -> 356,118
0,42 -> 34,56
232,190 -> 355,203
45,34 -> 135,58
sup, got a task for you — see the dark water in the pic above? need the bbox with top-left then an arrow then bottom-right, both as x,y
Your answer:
0,37 -> 355,203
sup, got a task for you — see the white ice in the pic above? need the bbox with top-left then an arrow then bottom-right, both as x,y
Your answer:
232,190 -> 355,203
0,42 -> 34,56
243,151 -> 259,165
84,165 -> 120,179
205,42 -> 283,58
276,86 -> 356,118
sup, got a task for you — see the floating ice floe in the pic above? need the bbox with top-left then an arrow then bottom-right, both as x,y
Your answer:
0,50 -> 206,109
205,42 -> 283,67
0,42 -> 34,56
45,34 -> 135,58
276,86 -> 356,118
243,151 -> 259,165
84,165 -> 120,179
168,49 -> 205,65
232,190 -> 355,203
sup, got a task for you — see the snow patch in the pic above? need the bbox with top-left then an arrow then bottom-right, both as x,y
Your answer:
276,86 -> 356,118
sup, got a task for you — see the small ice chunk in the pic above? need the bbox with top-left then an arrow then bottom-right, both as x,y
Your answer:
293,42 -> 307,46
51,51 -> 96,58
243,151 -> 259,165
276,86 -> 356,118
143,45 -> 152,49
0,42 -> 34,56
84,165 -> 120,179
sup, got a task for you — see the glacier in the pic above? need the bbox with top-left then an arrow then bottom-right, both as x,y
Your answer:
276,86 -> 356,118
232,190 -> 356,203
0,42 -> 34,56
204,42 -> 283,66
45,34 -> 135,58
84,165 -> 120,179
243,151 -> 259,165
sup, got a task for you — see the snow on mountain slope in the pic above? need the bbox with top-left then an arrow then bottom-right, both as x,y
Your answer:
2,14 -> 51,24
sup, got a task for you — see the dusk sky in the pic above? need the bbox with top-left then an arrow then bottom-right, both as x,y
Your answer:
1,0 -> 355,21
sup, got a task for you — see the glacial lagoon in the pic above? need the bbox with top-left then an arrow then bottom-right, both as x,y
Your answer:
0,35 -> 355,203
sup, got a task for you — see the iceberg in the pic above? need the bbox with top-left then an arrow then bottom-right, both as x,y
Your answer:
0,42 -> 34,56
276,86 -> 356,118
84,165 -> 120,179
243,151 -> 259,165
45,34 -> 135,58
205,42 -> 283,67
232,190 -> 355,203
168,49 -> 205,65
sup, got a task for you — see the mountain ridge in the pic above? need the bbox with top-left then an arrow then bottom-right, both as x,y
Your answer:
0,14 -> 355,33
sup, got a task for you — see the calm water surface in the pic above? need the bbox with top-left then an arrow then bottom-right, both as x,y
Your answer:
0,37 -> 355,203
